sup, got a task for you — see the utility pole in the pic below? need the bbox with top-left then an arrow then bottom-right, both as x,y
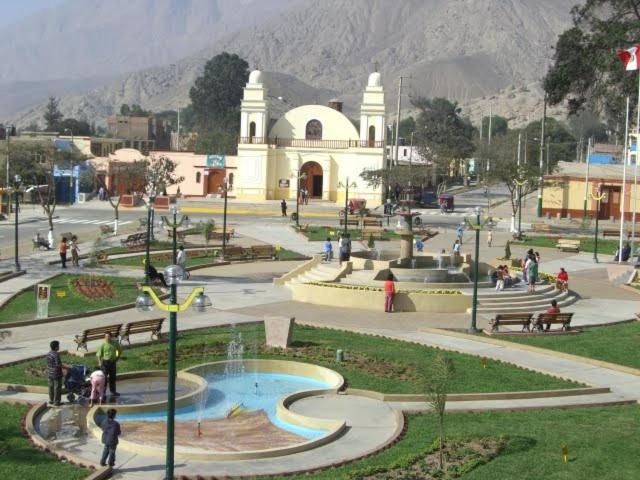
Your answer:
176,108 -> 181,151
537,96 -> 546,217
583,137 -> 592,219
393,76 -> 407,168
486,103 -> 492,217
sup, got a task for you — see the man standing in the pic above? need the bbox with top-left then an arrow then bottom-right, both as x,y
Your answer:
96,333 -> 122,398
59,237 -> 68,269
456,225 -> 464,245
100,408 -> 121,468
281,199 -> 287,217
47,340 -> 69,406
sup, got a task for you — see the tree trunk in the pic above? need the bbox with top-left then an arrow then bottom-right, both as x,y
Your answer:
438,414 -> 445,470
114,206 -> 119,235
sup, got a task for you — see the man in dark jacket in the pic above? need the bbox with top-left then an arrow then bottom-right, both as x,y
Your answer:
100,408 -> 121,467
46,340 -> 69,406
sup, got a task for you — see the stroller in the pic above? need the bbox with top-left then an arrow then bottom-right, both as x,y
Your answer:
64,365 -> 91,403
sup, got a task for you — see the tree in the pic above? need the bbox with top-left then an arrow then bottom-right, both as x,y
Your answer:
544,1 -> 640,123
59,118 -> 92,136
412,97 -> 475,186
119,104 -> 151,117
98,160 -> 147,235
423,353 -> 455,470
145,154 -> 184,196
479,115 -> 508,138
43,97 -> 63,131
523,117 -> 577,165
396,116 -> 416,144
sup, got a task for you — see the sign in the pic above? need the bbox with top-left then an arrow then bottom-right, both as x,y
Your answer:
36,284 -> 51,319
206,155 -> 225,168
279,179 -> 290,188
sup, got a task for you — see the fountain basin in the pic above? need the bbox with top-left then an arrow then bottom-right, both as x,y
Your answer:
381,268 -> 470,283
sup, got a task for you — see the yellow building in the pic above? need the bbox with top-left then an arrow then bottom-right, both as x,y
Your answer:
235,70 -> 386,206
543,161 -> 640,221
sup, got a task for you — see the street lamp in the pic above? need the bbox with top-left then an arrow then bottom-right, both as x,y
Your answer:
144,189 -> 157,285
291,171 -> 307,228
13,174 -> 22,273
465,206 -> 489,334
337,177 -> 357,235
513,169 -> 528,240
219,178 -> 230,257
135,202 -> 209,480
590,184 -> 606,263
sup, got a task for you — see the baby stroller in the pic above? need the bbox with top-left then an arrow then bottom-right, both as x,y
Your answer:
64,365 -> 91,403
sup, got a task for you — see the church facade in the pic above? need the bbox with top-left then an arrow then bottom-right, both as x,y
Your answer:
234,70 -> 387,206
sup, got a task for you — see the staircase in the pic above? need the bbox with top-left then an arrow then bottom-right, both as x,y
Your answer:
477,283 -> 578,313
286,261 -> 345,285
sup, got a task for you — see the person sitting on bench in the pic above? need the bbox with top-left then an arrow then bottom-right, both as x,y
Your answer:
542,299 -> 560,331
143,259 -> 168,287
34,232 -> 51,250
556,268 -> 569,292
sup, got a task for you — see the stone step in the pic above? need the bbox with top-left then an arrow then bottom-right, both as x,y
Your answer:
478,284 -> 554,298
478,289 -> 565,306
477,295 -> 578,313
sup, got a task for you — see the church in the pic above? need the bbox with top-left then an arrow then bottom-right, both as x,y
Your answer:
234,70 -> 387,206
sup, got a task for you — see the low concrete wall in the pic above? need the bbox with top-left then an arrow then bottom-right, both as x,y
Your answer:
274,255 -> 322,285
289,282 -> 471,313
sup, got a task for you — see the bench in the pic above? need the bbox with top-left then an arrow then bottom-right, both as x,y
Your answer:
556,238 -> 580,253
339,218 -> 359,227
362,226 -> 385,239
250,245 -> 277,260
363,218 -> 383,228
168,230 -> 187,242
100,224 -> 114,235
74,324 -> 122,351
206,228 -> 234,242
418,229 -> 439,241
138,218 -> 148,229
489,313 -> 533,332
32,239 -> 50,251
120,318 -> 164,345
532,313 -> 574,332
532,223 -> 552,233
602,229 -> 619,238
121,232 -> 146,248
223,246 -> 249,261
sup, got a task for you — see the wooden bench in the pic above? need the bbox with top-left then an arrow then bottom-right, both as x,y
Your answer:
168,230 -> 187,242
120,318 -> 164,345
32,239 -> 50,251
121,232 -> 146,248
250,245 -> 276,260
223,246 -> 249,261
602,229 -> 619,238
363,218 -> 383,228
532,223 -> 552,233
532,312 -> 574,332
556,238 -> 580,253
489,313 -> 533,333
206,228 -> 234,242
100,224 -> 114,235
362,226 -> 384,239
74,324 -> 122,351
419,229 -> 439,241
339,218 -> 359,227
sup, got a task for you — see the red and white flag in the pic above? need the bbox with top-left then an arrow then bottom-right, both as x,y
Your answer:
617,45 -> 640,71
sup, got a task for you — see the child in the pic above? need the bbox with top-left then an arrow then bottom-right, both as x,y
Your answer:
324,237 -> 332,262
384,273 -> 396,313
487,230 -> 493,248
100,409 -> 121,468
90,367 -> 106,407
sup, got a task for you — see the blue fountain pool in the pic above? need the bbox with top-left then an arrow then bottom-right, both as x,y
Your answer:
117,371 -> 332,439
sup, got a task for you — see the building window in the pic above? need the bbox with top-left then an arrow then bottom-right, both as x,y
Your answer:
196,172 -> 201,183
305,119 -> 323,140
228,172 -> 234,190
249,121 -> 256,142
403,148 -> 407,157
368,125 -> 376,147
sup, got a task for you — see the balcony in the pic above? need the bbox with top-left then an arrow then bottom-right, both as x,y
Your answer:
238,137 -> 384,149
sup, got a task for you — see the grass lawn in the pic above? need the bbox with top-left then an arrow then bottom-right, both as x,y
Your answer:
0,274 -> 145,323
491,322 -> 640,370
303,226 -> 399,241
513,235 -> 620,255
0,403 -> 88,480
103,248 -> 305,268
0,324 -> 577,393
272,405 -> 640,480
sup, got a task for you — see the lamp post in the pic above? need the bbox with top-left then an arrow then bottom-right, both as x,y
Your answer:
136,205 -> 209,480
292,171 -> 307,228
513,171 -> 527,240
64,128 -> 75,204
337,177 -> 357,235
219,178 -> 230,257
13,174 -> 22,273
144,191 -> 156,285
591,184 -> 606,264
466,206 -> 486,334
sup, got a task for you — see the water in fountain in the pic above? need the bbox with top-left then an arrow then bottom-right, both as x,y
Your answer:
224,326 -> 245,376
196,341 -> 210,436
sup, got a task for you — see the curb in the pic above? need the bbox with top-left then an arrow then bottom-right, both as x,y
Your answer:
0,270 -> 26,283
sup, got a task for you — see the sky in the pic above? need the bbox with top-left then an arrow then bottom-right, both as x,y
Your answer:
0,0 -> 66,28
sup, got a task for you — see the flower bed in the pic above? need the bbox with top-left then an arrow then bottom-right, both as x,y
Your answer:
70,276 -> 115,300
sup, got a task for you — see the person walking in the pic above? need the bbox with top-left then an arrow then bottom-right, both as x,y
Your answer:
47,340 -> 69,406
456,225 -> 464,245
281,199 -> 287,217
384,273 -> 396,313
345,233 -> 352,261
338,234 -> 347,266
59,237 -> 68,269
452,239 -> 461,257
96,333 -> 122,398
525,254 -> 539,293
176,245 -> 189,279
324,237 -> 333,262
70,236 -> 80,267
487,230 -> 493,248
99,409 -> 121,468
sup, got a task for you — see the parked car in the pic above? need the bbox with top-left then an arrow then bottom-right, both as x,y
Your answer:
416,191 -> 439,208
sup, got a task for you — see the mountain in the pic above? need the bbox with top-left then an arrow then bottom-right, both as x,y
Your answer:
5,0 -> 575,127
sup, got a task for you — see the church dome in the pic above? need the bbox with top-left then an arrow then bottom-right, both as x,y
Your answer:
367,72 -> 381,87
248,70 -> 263,84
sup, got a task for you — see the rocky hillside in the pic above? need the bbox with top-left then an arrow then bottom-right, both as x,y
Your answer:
6,0 -> 576,128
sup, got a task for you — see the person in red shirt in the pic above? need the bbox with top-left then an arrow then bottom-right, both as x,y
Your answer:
384,273 -> 396,313
542,299 -> 561,331
556,268 -> 569,292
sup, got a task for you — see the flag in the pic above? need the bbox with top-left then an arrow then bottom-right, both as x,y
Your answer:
617,45 -> 640,71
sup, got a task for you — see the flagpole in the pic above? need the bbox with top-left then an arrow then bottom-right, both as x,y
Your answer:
583,138 -> 592,219
632,69 -> 640,255
619,96 -> 630,264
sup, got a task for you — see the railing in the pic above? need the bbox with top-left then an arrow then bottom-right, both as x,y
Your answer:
238,137 -> 384,149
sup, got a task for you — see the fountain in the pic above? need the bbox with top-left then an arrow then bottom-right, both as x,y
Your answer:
224,328 -> 245,375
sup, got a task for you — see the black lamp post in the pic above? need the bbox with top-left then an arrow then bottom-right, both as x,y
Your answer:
144,192 -> 156,285
13,174 -> 21,273
469,206 -> 483,334
591,184 -> 606,264
220,178 -> 230,257
338,177 -> 357,235
293,171 -> 307,228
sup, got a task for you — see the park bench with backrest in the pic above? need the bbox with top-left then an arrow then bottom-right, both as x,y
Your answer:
532,312 -> 574,332
100,224 -> 114,235
362,226 -> 384,239
363,217 -> 383,228
532,223 -> 552,234
339,218 -> 359,227
602,229 -> 621,238
168,230 -> 187,242
489,313 -> 534,333
250,245 -> 277,260
556,238 -> 580,253
223,246 -> 249,261
120,318 -> 165,345
206,227 -> 235,242
121,232 -> 146,248
32,238 -> 50,251
74,324 -> 122,351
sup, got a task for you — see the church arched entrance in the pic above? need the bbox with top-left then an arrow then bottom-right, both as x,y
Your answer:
300,161 -> 323,198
